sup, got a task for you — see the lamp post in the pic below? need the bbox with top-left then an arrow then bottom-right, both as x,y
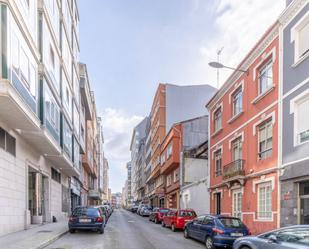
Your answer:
208,61 -> 249,76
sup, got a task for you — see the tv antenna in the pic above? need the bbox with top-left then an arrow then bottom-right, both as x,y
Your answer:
216,47 -> 224,88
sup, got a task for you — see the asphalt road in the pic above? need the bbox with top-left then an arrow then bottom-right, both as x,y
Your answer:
45,209 -> 205,249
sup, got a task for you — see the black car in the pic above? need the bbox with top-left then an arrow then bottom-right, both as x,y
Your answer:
68,206 -> 105,234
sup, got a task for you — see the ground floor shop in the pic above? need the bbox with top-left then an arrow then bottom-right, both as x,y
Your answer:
280,159 -> 309,226
210,171 -> 278,234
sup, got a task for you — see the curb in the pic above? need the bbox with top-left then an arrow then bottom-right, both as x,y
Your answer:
37,230 -> 68,249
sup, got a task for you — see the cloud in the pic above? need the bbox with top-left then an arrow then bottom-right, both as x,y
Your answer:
198,0 -> 285,87
101,108 -> 144,192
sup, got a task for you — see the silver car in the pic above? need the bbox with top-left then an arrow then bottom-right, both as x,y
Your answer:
233,225 -> 309,249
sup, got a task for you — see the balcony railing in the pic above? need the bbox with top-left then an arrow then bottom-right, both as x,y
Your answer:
223,159 -> 245,180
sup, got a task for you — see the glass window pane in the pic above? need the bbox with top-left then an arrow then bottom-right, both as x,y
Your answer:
299,22 -> 309,57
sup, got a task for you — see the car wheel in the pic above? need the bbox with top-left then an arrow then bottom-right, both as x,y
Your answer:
240,247 -> 251,249
154,218 -> 158,224
69,229 -> 75,234
205,236 -> 214,249
161,221 -> 166,227
171,224 -> 176,232
184,228 -> 189,238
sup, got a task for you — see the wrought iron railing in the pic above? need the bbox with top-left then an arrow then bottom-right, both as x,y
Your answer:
223,159 -> 245,180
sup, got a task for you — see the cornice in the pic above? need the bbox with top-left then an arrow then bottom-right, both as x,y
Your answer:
207,22 -> 279,110
279,0 -> 308,27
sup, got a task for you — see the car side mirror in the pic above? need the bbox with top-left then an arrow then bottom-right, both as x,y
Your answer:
268,235 -> 278,243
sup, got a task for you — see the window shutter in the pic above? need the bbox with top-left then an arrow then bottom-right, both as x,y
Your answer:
297,97 -> 309,134
299,22 -> 309,57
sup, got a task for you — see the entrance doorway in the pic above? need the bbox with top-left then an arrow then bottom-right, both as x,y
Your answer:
215,192 -> 221,215
299,181 -> 309,224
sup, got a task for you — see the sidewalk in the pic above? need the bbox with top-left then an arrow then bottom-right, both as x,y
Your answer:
0,221 -> 68,249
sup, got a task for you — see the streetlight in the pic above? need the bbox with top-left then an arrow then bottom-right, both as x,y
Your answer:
208,62 -> 249,75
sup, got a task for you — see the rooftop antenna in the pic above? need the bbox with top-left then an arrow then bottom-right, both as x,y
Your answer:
216,47 -> 224,88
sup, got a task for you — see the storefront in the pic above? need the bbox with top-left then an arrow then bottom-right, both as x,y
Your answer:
70,177 -> 81,212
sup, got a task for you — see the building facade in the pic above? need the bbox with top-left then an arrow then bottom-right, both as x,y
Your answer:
279,0 -> 309,226
207,23 -> 280,234
180,140 -> 208,215
0,0 -> 107,236
148,83 -> 216,208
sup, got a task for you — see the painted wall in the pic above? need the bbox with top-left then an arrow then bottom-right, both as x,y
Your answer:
166,84 -> 216,133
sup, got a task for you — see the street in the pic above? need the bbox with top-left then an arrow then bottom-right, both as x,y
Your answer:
45,209 -> 205,249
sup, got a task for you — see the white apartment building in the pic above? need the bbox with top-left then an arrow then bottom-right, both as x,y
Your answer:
0,0 -> 84,236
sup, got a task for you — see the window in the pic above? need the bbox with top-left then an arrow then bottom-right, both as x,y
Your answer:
298,20 -> 309,58
167,143 -> 173,158
160,153 -> 165,164
232,190 -> 242,219
166,174 -> 172,186
296,96 -> 309,144
45,86 -> 60,133
258,60 -> 273,95
50,46 -> 55,69
63,119 -> 72,157
173,168 -> 179,182
232,137 -> 242,161
258,182 -> 272,219
258,119 -> 273,159
214,149 -> 222,176
51,168 -> 61,183
232,88 -> 242,116
214,107 -> 222,132
0,127 -> 16,157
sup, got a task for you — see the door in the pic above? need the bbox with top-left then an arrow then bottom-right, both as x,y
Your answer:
215,193 -> 221,215
189,217 -> 203,239
299,181 -> 309,224
199,216 -> 215,243
232,190 -> 242,219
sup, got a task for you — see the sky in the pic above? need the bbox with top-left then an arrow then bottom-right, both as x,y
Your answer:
78,0 -> 286,193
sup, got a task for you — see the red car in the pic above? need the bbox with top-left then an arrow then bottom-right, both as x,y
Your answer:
149,208 -> 170,224
162,209 -> 197,232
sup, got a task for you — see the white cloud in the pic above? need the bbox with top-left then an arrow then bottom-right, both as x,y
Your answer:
101,108 -> 144,192
199,0 -> 285,88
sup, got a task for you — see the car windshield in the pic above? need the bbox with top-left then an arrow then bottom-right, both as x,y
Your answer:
73,208 -> 99,217
275,228 -> 309,246
219,218 -> 245,228
179,211 -> 196,217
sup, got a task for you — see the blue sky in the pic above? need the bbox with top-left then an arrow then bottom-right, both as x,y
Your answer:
78,0 -> 285,193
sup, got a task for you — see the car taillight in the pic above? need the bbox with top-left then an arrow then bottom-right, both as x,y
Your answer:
248,229 -> 252,235
69,216 -> 75,222
96,217 -> 104,222
212,228 -> 224,234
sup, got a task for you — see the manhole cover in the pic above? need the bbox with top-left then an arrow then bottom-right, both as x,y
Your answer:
37,230 -> 52,233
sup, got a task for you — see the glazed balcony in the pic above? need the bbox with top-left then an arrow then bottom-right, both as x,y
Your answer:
223,159 -> 245,180
82,152 -> 94,175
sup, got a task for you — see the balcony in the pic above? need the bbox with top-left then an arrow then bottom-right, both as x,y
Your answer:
88,189 -> 101,200
0,79 -> 41,132
223,159 -> 245,183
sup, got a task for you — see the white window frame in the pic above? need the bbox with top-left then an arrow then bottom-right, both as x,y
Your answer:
232,189 -> 243,219
290,90 -> 309,146
258,59 -> 273,96
258,119 -> 273,160
291,11 -> 309,65
167,143 -> 173,158
257,181 -> 272,220
214,149 -> 222,177
214,106 -> 222,132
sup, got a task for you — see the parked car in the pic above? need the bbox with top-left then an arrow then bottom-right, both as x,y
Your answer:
131,205 -> 139,213
68,206 -> 104,234
149,208 -> 170,224
103,204 -> 113,218
162,209 -> 197,232
137,204 -> 146,215
184,215 -> 250,249
233,225 -> 309,249
140,207 -> 152,217
95,205 -> 108,226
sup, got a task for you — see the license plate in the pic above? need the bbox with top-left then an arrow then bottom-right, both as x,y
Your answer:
79,218 -> 91,223
231,233 -> 243,237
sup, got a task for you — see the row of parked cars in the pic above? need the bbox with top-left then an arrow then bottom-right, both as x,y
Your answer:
68,204 -> 113,234
130,205 -> 309,249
